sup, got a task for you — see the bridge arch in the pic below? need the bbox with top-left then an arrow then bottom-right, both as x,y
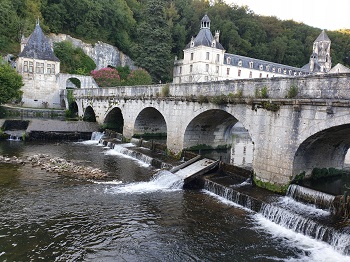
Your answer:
83,106 -> 96,122
68,101 -> 79,118
134,107 -> 167,138
104,107 -> 124,133
183,109 -> 240,149
66,77 -> 81,89
293,124 -> 350,177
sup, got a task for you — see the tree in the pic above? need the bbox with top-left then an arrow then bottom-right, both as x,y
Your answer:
126,68 -> 152,86
134,0 -> 173,83
0,59 -> 23,105
53,41 -> 96,75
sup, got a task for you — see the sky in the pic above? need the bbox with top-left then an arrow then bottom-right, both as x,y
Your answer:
224,0 -> 350,30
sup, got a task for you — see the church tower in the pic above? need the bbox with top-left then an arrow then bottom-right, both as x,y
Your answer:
308,30 -> 332,73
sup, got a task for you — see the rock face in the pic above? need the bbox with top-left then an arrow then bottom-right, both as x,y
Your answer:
48,34 -> 137,70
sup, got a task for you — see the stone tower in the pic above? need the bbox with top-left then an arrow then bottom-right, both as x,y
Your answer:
309,30 -> 332,73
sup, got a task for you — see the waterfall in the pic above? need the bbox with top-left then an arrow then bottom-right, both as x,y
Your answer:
109,170 -> 184,194
260,203 -> 350,255
287,184 -> 335,211
203,178 -> 350,257
91,131 -> 104,142
105,144 -> 154,167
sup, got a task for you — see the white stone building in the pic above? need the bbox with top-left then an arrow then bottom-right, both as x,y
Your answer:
17,22 -> 61,108
173,15 -> 349,84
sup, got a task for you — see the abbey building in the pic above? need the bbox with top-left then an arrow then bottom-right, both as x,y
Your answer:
173,15 -> 350,84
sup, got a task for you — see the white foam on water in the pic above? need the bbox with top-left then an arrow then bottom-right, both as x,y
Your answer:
109,170 -> 183,194
104,147 -> 150,167
279,196 -> 330,217
203,189 -> 253,213
90,180 -> 123,185
253,213 -> 350,262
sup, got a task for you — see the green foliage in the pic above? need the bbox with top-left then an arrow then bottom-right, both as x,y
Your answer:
227,90 -> 243,102
161,84 -> 170,97
311,167 -> 345,181
261,101 -> 280,112
53,41 -> 96,75
116,66 -> 131,82
90,68 -> 121,87
1,0 -> 350,81
209,94 -> 228,105
253,175 -> 289,194
286,85 -> 299,98
255,86 -> 269,98
126,68 -> 152,86
0,59 -> 23,105
198,95 -> 209,104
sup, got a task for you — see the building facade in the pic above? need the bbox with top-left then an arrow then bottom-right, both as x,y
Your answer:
173,15 -> 348,84
17,22 -> 61,108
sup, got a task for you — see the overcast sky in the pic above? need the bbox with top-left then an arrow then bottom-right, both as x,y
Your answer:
224,0 -> 350,30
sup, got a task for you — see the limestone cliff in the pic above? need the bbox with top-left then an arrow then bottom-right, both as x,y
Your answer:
48,34 -> 137,70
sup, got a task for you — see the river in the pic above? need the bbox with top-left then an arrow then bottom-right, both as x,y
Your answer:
0,137 -> 349,261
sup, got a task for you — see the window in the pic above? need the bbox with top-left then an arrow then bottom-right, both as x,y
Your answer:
206,64 -> 209,72
272,67 -> 276,73
259,73 -> 262,78
266,74 -> 269,78
278,68 -> 281,73
238,60 -> 242,66
29,61 -> 33,73
51,64 -> 55,74
190,53 -> 194,60
289,70 -> 292,75
179,77 -> 182,83
227,68 -> 230,75
212,41 -> 216,47
179,66 -> 182,74
36,62 -> 44,73
189,76 -> 192,82
249,61 -> 253,69
206,52 -> 210,60
227,57 -> 231,64
266,65 -> 270,71
47,64 -> 51,74
238,69 -> 241,77
249,71 -> 252,78
283,69 -> 287,74
24,61 -> 28,72
216,54 -> 220,63
190,65 -> 193,73
216,66 -> 219,73
259,65 -> 263,70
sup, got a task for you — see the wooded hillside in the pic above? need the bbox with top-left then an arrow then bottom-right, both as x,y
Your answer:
1,0 -> 349,82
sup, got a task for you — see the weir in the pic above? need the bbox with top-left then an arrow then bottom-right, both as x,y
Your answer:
203,177 -> 350,256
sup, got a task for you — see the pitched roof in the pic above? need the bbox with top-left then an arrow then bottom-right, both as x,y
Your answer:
19,23 -> 59,62
315,30 -> 331,42
328,63 -> 350,73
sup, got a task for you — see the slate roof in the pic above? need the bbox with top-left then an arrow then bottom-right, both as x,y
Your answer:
185,15 -> 224,50
315,30 -> 331,42
328,63 -> 350,73
224,53 -> 310,75
19,23 -> 59,62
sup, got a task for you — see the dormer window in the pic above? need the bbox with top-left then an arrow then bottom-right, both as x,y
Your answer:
226,57 -> 231,64
266,65 -> 270,71
238,60 -> 242,66
249,61 -> 253,69
272,67 -> 276,73
289,70 -> 292,75
212,41 -> 216,47
259,65 -> 263,70
278,68 -> 281,73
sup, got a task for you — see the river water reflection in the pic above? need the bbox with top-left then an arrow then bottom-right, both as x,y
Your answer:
0,140 -> 349,261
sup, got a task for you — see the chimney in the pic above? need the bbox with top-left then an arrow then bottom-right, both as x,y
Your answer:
215,30 -> 220,42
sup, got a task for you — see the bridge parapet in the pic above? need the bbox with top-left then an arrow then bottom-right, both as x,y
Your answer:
69,73 -> 350,101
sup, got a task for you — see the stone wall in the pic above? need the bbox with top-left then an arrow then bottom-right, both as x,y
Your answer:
48,34 -> 137,70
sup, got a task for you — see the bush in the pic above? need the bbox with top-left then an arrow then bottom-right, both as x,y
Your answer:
54,41 -> 96,75
161,84 -> 170,97
125,68 -> 152,86
286,85 -> 298,98
210,94 -> 228,105
91,67 -> 121,87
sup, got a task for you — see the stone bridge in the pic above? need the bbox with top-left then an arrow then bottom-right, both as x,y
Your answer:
61,74 -> 350,188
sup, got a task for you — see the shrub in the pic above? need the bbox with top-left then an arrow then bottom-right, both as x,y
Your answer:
210,94 -> 228,105
255,86 -> 269,98
161,84 -> 170,97
91,67 -> 121,87
286,85 -> 298,98
126,68 -> 152,86
198,95 -> 209,104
